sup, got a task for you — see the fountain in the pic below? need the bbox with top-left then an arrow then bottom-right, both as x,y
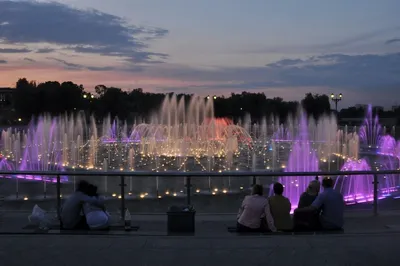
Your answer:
277,111 -> 319,210
335,158 -> 374,204
359,104 -> 382,148
0,94 -> 399,210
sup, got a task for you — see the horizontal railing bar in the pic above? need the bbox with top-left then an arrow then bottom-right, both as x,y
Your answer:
0,170 -> 399,177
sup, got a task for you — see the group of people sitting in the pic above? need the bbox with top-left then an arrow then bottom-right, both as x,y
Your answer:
60,180 -> 111,230
237,177 -> 344,232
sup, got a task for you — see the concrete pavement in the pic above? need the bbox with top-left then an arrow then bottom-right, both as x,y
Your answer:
1,210 -> 399,265
0,233 -> 399,266
1,210 -> 400,235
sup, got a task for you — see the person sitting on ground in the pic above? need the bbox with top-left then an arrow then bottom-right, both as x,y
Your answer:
293,180 -> 321,231
268,182 -> 293,231
83,184 -> 110,230
295,177 -> 344,230
60,180 -> 105,230
237,184 -> 276,233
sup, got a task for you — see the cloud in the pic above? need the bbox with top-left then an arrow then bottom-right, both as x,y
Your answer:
23,57 -> 35,62
241,27 -> 400,55
0,48 -> 31,53
0,1 -> 168,63
0,59 -> 6,64
47,57 -> 81,70
47,57 -> 115,72
86,66 -> 116,71
144,53 -> 400,95
69,45 -> 168,63
36,48 -> 55,53
318,27 -> 398,50
262,53 -> 400,90
385,38 -> 400,45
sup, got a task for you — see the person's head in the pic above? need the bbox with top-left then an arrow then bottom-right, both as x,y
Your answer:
322,177 -> 334,189
251,184 -> 264,196
306,180 -> 320,196
76,180 -> 90,193
87,184 -> 98,197
273,182 -> 284,195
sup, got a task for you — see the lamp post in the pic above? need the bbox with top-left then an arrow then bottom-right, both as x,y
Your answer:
330,93 -> 342,112
83,93 -> 94,99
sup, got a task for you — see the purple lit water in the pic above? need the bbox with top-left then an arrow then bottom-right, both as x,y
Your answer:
378,135 -> 397,156
335,158 -> 396,204
359,105 -> 382,147
5,117 -> 67,182
279,112 -> 319,210
0,158 -> 14,172
377,134 -> 400,191
335,158 -> 374,204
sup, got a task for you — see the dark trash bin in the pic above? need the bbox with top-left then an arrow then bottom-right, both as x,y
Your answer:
167,206 -> 196,233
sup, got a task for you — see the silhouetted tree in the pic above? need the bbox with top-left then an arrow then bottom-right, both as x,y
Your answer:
11,78 -> 350,125
301,93 -> 331,119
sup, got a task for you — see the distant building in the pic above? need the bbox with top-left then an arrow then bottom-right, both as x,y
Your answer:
340,117 -> 398,127
0,87 -> 14,110
353,104 -> 384,112
354,104 -> 367,110
373,106 -> 384,112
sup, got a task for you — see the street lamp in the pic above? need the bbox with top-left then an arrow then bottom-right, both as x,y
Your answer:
83,93 -> 95,99
330,93 -> 342,111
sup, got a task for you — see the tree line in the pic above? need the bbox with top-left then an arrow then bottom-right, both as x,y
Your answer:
9,78 -> 398,125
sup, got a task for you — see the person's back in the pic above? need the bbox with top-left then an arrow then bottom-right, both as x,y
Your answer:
60,180 -> 104,229
83,185 -> 110,230
269,183 -> 293,231
294,180 -> 321,231
237,184 -> 276,232
298,192 -> 317,208
238,195 -> 268,228
311,178 -> 344,230
61,190 -> 88,229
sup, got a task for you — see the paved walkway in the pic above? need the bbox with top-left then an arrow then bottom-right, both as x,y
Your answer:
1,210 -> 400,235
1,210 -> 399,265
0,233 -> 398,265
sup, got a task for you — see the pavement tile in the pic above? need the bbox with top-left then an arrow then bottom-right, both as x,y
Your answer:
0,234 -> 399,266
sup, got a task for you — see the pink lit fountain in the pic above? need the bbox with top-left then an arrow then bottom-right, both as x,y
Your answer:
335,158 -> 376,204
377,134 -> 400,193
278,111 -> 319,211
359,104 -> 382,148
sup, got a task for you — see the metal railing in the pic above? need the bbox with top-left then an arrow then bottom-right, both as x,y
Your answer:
1,169 -> 400,219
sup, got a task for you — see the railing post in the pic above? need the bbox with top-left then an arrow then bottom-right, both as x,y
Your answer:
120,175 -> 126,220
186,176 -> 191,206
43,178 -> 47,199
56,174 -> 62,227
373,174 -> 379,216
15,177 -> 19,199
252,176 -> 256,186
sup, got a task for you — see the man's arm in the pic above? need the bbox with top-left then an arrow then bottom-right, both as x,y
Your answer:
78,193 -> 105,207
237,196 -> 247,220
295,193 -> 324,213
264,200 -> 277,232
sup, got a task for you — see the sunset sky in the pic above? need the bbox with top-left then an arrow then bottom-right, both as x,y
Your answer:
0,0 -> 399,107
